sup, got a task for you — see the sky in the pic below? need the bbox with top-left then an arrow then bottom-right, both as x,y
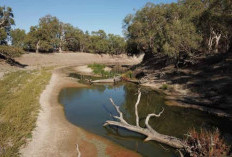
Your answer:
0,0 -> 176,36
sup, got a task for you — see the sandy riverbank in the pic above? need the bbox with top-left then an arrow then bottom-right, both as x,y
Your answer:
15,53 -> 142,157
20,67 -> 141,157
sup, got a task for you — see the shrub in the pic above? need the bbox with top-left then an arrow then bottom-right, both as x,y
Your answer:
88,63 -> 106,75
122,70 -> 133,79
160,84 -> 168,90
0,45 -> 25,58
185,128 -> 230,157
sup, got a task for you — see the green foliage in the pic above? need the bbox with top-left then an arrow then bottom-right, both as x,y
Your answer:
0,69 -> 51,156
61,23 -> 84,52
160,84 -> 168,90
88,63 -> 118,77
0,45 -> 24,58
122,70 -> 133,79
23,15 -> 126,54
124,2 -> 202,59
108,34 -> 126,55
88,63 -> 106,75
10,29 -> 26,48
124,0 -> 232,61
0,6 -> 15,45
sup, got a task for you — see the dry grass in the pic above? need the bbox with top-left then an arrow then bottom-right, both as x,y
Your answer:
0,69 -> 51,156
185,128 -> 231,157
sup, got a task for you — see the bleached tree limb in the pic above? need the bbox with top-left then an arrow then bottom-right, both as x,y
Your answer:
104,90 -> 188,151
76,144 -> 81,157
109,98 -> 128,125
91,76 -> 121,83
135,89 -> 141,127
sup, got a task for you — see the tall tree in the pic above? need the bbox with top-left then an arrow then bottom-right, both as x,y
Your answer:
198,0 -> 232,53
123,2 -> 201,61
0,6 -> 14,45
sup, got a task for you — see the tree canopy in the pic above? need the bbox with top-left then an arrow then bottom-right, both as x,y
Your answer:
124,0 -> 232,62
0,6 -> 14,45
9,14 -> 126,54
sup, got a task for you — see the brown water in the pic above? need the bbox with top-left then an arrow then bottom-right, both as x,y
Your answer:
58,81 -> 232,157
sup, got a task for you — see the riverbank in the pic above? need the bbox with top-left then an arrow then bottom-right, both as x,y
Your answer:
133,53 -> 232,119
0,53 -> 142,156
20,67 -> 140,157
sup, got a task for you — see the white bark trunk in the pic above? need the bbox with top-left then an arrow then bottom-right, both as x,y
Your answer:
36,40 -> 40,53
215,33 -> 221,53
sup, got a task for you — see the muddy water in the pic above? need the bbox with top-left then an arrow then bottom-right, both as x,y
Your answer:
59,82 -> 232,157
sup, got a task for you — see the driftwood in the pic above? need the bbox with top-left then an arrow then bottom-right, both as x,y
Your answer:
104,90 -> 190,155
76,144 -> 81,157
91,76 -> 121,83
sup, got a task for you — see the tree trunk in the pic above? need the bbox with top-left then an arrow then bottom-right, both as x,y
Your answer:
36,40 -> 40,53
143,51 -> 154,62
59,45 -> 62,53
208,36 -> 213,52
214,34 -> 221,53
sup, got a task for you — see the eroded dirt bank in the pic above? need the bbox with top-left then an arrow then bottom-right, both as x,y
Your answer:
133,53 -> 232,119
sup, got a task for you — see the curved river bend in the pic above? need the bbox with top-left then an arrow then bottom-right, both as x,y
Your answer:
59,82 -> 232,157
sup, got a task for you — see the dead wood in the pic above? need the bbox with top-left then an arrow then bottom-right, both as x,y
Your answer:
104,90 -> 190,154
91,76 -> 121,83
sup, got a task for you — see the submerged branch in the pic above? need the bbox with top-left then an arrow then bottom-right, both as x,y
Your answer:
104,90 -> 188,153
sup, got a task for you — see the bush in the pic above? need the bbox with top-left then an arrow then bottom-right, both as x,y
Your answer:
122,70 -> 133,79
160,84 -> 168,90
0,45 -> 25,58
185,128 -> 230,157
88,63 -> 106,75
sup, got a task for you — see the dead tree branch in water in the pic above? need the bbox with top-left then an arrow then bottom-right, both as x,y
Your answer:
104,90 -> 191,156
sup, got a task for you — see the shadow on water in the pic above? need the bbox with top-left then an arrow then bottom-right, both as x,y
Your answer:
59,76 -> 232,157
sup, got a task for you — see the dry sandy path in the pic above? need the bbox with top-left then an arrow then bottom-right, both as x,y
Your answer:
17,53 -> 142,157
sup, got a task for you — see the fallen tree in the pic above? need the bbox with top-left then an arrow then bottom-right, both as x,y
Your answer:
0,52 -> 26,68
104,90 -> 192,156
90,76 -> 121,83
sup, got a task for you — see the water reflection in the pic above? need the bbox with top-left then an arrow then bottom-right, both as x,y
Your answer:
59,83 -> 232,157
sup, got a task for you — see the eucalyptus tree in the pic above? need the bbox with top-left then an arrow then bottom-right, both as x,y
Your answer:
90,30 -> 109,54
108,34 -> 126,55
0,6 -> 14,45
198,0 -> 232,53
123,2 -> 201,61
61,23 -> 84,52
38,15 -> 60,52
24,26 -> 41,52
10,28 -> 26,48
